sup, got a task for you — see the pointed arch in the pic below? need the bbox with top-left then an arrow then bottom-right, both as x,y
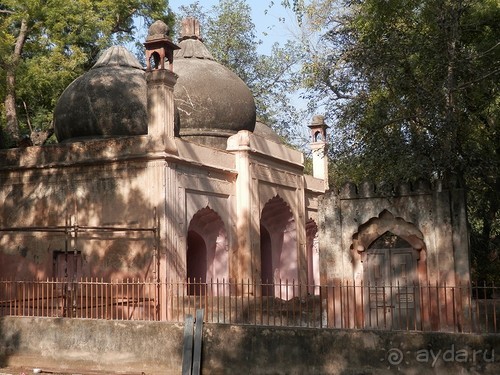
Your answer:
260,195 -> 297,298
186,206 -> 228,295
351,210 -> 429,329
351,210 -> 426,261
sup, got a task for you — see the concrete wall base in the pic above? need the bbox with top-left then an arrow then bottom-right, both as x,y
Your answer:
1,317 -> 499,374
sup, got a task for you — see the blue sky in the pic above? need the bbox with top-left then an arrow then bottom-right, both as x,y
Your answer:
168,0 -> 299,55
167,1 -> 312,145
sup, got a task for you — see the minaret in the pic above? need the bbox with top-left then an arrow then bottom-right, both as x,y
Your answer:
144,20 -> 180,151
308,115 -> 329,190
144,21 -> 181,320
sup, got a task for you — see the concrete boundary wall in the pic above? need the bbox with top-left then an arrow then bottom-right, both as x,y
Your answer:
1,317 -> 499,374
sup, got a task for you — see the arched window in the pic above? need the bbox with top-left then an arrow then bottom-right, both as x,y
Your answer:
149,52 -> 161,69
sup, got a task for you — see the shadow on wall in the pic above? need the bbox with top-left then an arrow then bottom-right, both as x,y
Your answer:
0,318 -> 20,367
0,137 -> 181,281
203,323 -> 500,374
203,321 -> 335,374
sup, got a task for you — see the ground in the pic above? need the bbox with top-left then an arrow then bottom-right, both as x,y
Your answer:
0,368 -> 145,375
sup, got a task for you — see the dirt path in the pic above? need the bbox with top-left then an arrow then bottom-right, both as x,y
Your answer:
1,368 -> 145,375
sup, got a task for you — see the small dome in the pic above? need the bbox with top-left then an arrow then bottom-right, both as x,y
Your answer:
173,18 -> 256,149
54,46 -> 147,142
147,20 -> 170,41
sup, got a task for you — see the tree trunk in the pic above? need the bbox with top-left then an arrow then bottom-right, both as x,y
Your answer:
4,17 -> 29,146
443,1 -> 461,169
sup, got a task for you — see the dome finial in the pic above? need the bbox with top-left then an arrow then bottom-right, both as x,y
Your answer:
147,20 -> 171,41
180,17 -> 203,42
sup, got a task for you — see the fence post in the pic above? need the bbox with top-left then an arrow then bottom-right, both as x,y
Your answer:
192,309 -> 204,375
181,314 -> 194,375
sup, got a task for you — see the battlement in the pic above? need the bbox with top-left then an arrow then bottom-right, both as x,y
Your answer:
332,178 -> 462,199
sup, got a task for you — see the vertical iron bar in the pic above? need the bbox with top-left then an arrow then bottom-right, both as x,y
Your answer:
493,281 -> 497,333
360,281 -> 365,329
452,285 -> 457,332
484,281 -> 489,332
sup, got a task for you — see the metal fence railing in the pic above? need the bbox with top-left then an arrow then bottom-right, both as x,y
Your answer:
0,278 -> 497,333
0,278 -> 159,321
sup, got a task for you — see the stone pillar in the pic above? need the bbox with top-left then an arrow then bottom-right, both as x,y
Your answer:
143,20 -> 180,320
450,186 -> 470,285
296,177 -> 308,292
227,131 -> 254,285
144,19 -> 180,153
146,70 -> 178,153
311,144 -> 328,189
318,191 -> 344,328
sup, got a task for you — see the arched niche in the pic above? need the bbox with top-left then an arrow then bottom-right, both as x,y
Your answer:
260,195 -> 297,298
186,206 -> 228,295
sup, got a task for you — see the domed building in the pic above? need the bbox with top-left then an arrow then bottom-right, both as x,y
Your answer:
173,17 -> 256,149
0,17 -> 470,334
54,46 -> 148,141
0,18 -> 327,308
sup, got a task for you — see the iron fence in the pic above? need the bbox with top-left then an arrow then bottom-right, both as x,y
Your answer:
0,278 -> 498,333
0,278 -> 159,321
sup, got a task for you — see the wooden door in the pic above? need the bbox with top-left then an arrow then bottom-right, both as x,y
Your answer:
364,233 -> 420,329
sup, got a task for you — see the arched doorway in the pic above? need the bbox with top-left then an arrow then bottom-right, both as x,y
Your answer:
352,210 -> 428,329
260,195 -> 297,298
364,232 -> 421,329
260,225 -> 273,295
186,207 -> 228,296
186,231 -> 207,295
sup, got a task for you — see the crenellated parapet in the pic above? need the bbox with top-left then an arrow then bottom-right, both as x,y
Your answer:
319,173 -> 470,297
332,178 -> 463,200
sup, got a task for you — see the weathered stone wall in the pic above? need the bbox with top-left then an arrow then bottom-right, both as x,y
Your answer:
0,138 -> 236,283
0,140 -> 161,281
319,180 -> 470,286
1,317 -> 499,374
0,131 -> 322,287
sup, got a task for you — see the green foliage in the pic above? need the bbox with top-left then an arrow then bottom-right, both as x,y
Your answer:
205,0 -> 258,85
292,0 -> 500,280
176,0 -> 308,147
0,0 -> 172,147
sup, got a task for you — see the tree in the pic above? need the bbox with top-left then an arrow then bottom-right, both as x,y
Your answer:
0,0 -> 172,148
176,0 -> 308,146
204,0 -> 258,85
290,0 -> 500,280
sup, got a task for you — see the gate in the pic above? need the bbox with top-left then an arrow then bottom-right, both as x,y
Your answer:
364,233 -> 420,329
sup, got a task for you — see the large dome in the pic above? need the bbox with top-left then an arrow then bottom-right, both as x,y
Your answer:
54,46 -> 147,142
173,18 -> 256,149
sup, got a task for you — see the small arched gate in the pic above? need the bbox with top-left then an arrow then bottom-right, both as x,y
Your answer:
363,232 -> 420,330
